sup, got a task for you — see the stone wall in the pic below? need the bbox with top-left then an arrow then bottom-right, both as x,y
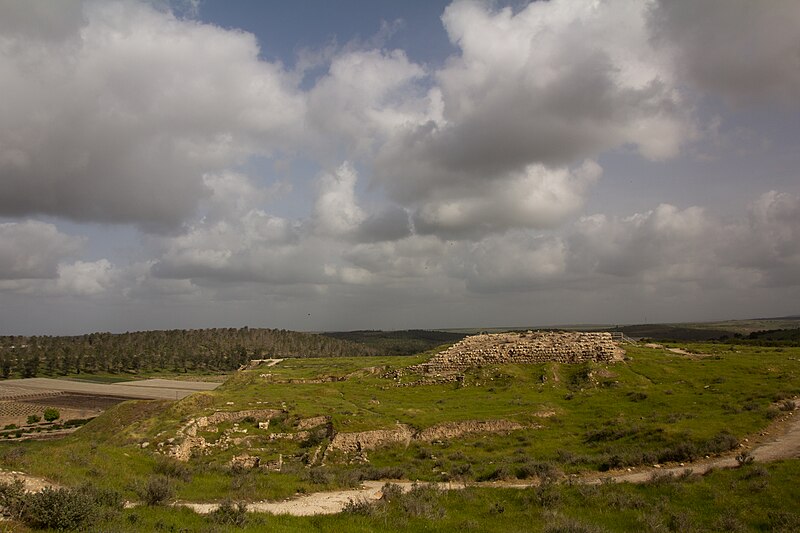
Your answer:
409,331 -> 621,375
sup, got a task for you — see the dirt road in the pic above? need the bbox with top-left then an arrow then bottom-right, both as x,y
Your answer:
586,410 -> 799,485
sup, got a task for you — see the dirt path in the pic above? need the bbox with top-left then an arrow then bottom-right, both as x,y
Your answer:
3,409 -> 798,517
585,410 -> 799,484
0,470 -> 56,492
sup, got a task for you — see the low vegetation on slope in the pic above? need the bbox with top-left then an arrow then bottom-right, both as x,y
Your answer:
0,341 -> 797,512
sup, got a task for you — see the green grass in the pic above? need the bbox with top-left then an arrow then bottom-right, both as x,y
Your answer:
1,343 -> 798,505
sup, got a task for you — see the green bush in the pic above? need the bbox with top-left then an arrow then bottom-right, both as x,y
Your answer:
400,483 -> 445,519
515,460 -> 560,481
702,431 -> 739,454
380,482 -> 403,501
343,497 -> 378,516
208,499 -> 249,527
307,466 -> 333,485
26,414 -> 41,425
22,487 -> 96,530
138,475 -> 174,506
43,408 -> 60,422
153,456 -> 192,482
0,478 -> 26,520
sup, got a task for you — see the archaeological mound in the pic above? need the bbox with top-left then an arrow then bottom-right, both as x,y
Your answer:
410,331 -> 623,375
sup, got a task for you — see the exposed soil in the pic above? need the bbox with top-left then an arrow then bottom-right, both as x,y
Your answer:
27,393 -> 132,410
0,377 -> 220,400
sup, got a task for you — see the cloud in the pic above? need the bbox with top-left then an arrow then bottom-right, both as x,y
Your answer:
412,160 -> 601,239
735,190 -> 800,286
151,209 -> 334,286
0,220 -> 84,279
457,235 -> 568,293
306,49 -> 432,158
653,0 -> 800,106
435,0 -> 686,163
0,0 -> 303,230
343,235 -> 448,281
371,0 -> 692,240
569,204 -> 714,281
54,259 -> 116,296
354,206 -> 411,243
312,163 -> 365,238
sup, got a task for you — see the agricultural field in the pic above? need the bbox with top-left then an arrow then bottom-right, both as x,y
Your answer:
0,378 -> 220,439
0,338 -> 798,530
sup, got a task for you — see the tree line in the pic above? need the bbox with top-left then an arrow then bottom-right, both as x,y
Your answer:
0,328 -> 378,378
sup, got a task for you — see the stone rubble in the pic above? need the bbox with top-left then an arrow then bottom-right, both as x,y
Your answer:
323,419 -> 527,460
407,331 -> 622,376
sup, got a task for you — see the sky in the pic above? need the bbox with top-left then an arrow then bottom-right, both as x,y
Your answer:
0,0 -> 799,335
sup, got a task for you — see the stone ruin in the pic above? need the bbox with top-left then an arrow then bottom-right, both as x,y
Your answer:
407,330 -> 622,376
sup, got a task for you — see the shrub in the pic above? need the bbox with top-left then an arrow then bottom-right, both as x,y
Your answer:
308,467 -> 333,485
780,400 -> 796,412
543,516 -> 604,533
740,465 -> 768,480
658,441 -> 697,463
646,471 -> 677,485
209,500 -> 249,527
400,483 -> 445,519
604,490 -> 646,510
380,482 -> 403,501
26,414 -> 41,425
735,450 -> 754,466
527,481 -> 562,507
713,509 -> 745,532
342,497 -> 377,516
138,475 -> 174,506
77,482 -> 123,507
515,460 -> 560,481
488,500 -> 505,514
153,456 -> 192,482
477,464 -> 512,481
0,478 -> 26,519
450,463 -> 473,478
43,408 -> 60,422
703,431 -> 738,454
22,487 -> 96,531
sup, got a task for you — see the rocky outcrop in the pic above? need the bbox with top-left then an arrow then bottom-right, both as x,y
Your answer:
326,424 -> 415,455
415,420 -> 523,441
297,416 -> 331,431
163,408 -> 282,461
229,454 -> 260,470
324,419 -> 527,460
196,409 -> 280,429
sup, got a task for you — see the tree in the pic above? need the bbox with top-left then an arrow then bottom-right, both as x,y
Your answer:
26,414 -> 41,425
43,408 -> 60,423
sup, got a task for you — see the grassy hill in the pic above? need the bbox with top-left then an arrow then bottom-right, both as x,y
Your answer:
0,337 -> 798,530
